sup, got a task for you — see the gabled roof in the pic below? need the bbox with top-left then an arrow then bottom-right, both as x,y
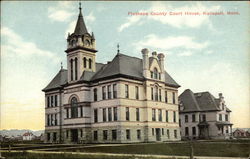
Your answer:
179,89 -> 224,113
42,69 -> 67,91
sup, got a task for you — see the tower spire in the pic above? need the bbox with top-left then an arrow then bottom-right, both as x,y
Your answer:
74,2 -> 88,35
117,43 -> 120,54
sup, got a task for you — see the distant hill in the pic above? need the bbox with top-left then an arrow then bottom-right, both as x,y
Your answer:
0,129 -> 44,137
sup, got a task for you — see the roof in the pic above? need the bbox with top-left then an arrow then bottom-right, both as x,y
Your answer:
179,89 -> 228,113
43,53 -> 180,91
23,132 -> 33,136
74,8 -> 88,35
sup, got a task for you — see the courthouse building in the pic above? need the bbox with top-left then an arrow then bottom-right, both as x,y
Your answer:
42,4 -> 181,143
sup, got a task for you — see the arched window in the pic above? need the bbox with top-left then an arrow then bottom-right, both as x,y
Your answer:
89,58 -> 92,69
70,59 -> 73,81
154,68 -> 158,79
75,57 -> 78,80
154,86 -> 158,101
83,57 -> 87,68
71,97 -> 78,118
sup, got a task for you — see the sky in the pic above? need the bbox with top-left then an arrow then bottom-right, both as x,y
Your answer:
0,1 -> 249,130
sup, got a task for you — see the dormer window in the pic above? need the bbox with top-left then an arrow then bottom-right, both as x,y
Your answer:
153,68 -> 158,79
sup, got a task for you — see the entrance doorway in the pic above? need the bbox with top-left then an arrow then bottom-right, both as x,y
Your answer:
71,129 -> 78,143
156,128 -> 161,141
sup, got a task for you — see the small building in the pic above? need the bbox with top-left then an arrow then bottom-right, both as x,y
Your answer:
22,132 -> 34,141
179,89 -> 233,140
233,129 -> 250,138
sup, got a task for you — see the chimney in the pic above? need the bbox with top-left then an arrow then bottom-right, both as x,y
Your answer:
152,51 -> 157,58
157,53 -> 165,72
141,48 -> 149,70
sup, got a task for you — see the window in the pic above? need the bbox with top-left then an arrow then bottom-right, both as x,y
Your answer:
153,68 -> 158,79
158,109 -> 162,121
154,87 -> 158,101
151,88 -> 154,100
125,84 -> 129,98
185,127 -> 189,136
108,108 -> 112,121
167,129 -> 170,138
71,97 -> 78,118
202,114 -> 206,122
126,107 -> 130,121
54,114 -> 57,125
75,57 -> 78,80
112,130 -> 117,140
150,71 -> 153,78
159,73 -> 161,80
54,95 -> 57,107
136,108 -> 140,121
51,95 -> 54,107
66,130 -> 69,138
137,130 -> 141,140
83,57 -> 87,68
166,111 -> 169,122
152,109 -> 156,121
94,109 -> 98,123
102,86 -> 106,100
222,103 -> 225,110
192,127 -> 196,135
47,114 -> 50,126
172,92 -> 176,104
185,115 -> 188,123
135,86 -> 139,100
159,89 -> 162,101
113,84 -> 117,98
126,129 -> 131,140
108,85 -> 111,99
70,59 -> 73,81
113,107 -> 117,121
192,114 -> 196,122
93,88 -> 98,101
80,106 -> 83,117
93,131 -> 98,141
103,108 -> 106,122
165,91 -> 168,103
174,130 -> 177,138
162,128 -> 164,135
173,111 -> 176,123
152,128 -> 155,136
51,114 -> 53,126
219,114 -> 222,121
80,129 -> 83,137
66,108 -> 69,118
89,58 -> 92,69
225,114 -> 228,121
47,133 -> 50,141
103,130 -> 108,140
47,96 -> 50,108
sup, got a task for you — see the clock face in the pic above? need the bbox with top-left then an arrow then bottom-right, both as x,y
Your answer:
84,39 -> 90,46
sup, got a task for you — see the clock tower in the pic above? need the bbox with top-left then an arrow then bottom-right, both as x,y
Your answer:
65,3 -> 97,83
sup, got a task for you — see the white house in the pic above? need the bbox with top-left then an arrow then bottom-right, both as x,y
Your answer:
22,132 -> 34,141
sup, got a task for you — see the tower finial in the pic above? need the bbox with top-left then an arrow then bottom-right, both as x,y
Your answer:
79,2 -> 82,11
61,62 -> 63,69
117,43 -> 120,54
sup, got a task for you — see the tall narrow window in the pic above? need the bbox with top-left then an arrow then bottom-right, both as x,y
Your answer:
158,109 -> 162,121
103,130 -> 108,140
51,114 -> 53,126
154,68 -> 158,79
174,130 -> 177,138
112,130 -> 117,140
102,86 -> 106,100
192,127 -> 196,135
75,57 -> 78,80
173,111 -> 176,123
125,84 -> 129,98
51,95 -> 54,107
89,58 -> 92,69
150,71 -> 153,78
192,114 -> 196,122
165,91 -> 168,103
152,128 -> 155,136
151,88 -> 154,100
135,86 -> 139,100
93,131 -> 98,141
185,115 -> 188,123
126,129 -> 131,140
113,107 -> 117,121
166,111 -> 169,122
225,114 -> 228,121
108,108 -> 112,121
219,114 -> 222,121
136,108 -> 140,121
113,84 -> 117,98
152,109 -> 156,121
154,86 -> 158,101
172,92 -> 176,104
71,97 -> 78,118
70,59 -> 73,81
66,108 -> 69,118
137,130 -> 141,140
54,114 -> 57,126
103,108 -> 106,122
202,114 -> 206,122
54,95 -> 57,107
80,106 -> 83,117
126,107 -> 130,121
83,57 -> 87,68
108,85 -> 111,99
159,89 -> 162,101
47,114 -> 50,126
93,88 -> 97,101
167,129 -> 170,138
47,96 -> 50,108
185,127 -> 189,136
94,109 -> 98,123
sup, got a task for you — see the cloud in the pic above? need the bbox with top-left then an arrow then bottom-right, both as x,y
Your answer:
1,27 -> 60,63
134,34 -> 209,56
48,1 -> 75,22
118,2 -> 221,32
